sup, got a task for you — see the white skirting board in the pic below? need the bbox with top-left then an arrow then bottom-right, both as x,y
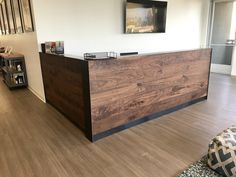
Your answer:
211,64 -> 232,75
28,86 -> 46,103
231,57 -> 236,76
232,69 -> 236,76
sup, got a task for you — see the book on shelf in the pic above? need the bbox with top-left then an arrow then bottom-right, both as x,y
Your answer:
8,60 -> 23,72
56,41 -> 64,54
45,41 -> 64,55
12,73 -> 25,85
45,42 -> 56,54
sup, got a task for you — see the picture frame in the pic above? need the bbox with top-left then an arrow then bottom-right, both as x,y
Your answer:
20,0 -> 34,32
125,0 -> 167,34
0,4 -> 5,35
6,0 -> 16,34
0,17 -> 3,35
12,0 -> 23,33
2,0 -> 10,34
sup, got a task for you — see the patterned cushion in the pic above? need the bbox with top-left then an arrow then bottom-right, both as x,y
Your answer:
208,126 -> 236,177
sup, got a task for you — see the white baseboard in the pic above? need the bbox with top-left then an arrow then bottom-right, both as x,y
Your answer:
231,66 -> 236,76
28,86 -> 46,103
211,64 -> 232,75
232,71 -> 236,76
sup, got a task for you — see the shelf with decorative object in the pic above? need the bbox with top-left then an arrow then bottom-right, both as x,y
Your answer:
0,53 -> 28,89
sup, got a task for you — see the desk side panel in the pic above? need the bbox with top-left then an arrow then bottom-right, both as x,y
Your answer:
40,53 -> 89,131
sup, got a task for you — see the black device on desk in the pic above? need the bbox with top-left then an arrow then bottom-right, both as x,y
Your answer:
120,52 -> 138,56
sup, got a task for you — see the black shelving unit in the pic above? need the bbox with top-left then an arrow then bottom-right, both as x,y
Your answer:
1,53 -> 28,89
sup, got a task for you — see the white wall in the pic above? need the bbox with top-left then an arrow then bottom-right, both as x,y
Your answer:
200,0 -> 211,47
32,0 -> 210,56
0,0 -> 210,102
0,33 -> 45,101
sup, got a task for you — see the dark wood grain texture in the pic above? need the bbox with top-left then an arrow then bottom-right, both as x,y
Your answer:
89,49 -> 211,135
40,53 -> 90,131
40,49 -> 211,141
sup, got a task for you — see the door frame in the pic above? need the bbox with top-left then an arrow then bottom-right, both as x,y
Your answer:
207,0 -> 236,75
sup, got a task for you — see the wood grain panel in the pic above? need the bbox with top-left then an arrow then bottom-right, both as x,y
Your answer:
40,53 -> 89,130
89,49 -> 212,135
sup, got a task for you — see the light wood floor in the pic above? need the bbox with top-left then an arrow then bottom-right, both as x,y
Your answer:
0,73 -> 236,177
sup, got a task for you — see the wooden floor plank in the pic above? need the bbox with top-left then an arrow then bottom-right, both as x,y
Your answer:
0,73 -> 236,177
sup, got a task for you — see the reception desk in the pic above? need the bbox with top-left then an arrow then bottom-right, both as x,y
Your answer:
40,49 -> 212,142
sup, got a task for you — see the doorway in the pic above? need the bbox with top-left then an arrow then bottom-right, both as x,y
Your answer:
209,0 -> 236,75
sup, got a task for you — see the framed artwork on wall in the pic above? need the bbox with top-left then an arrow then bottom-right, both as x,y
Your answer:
20,0 -> 34,32
0,4 -> 5,35
12,0 -> 23,33
6,0 -> 16,34
0,17 -> 3,35
2,0 -> 10,34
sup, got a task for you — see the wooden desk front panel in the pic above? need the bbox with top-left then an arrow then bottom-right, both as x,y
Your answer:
89,49 -> 211,135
